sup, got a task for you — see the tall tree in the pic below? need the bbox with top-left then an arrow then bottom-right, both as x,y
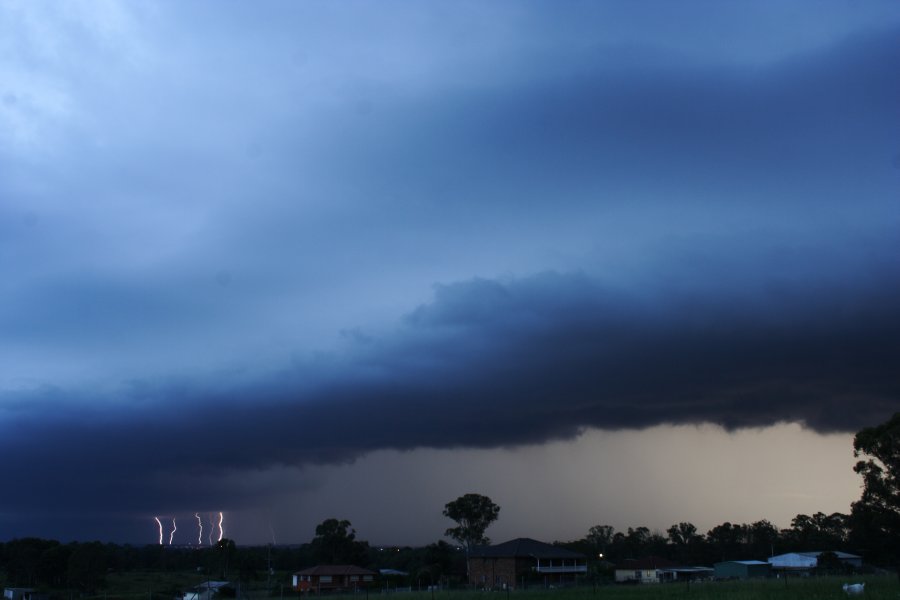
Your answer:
785,512 -> 848,551
442,494 -> 500,550
746,520 -> 779,559
667,522 -> 703,565
706,522 -> 747,561
666,522 -> 699,547
850,412 -> 900,565
586,525 -> 615,557
67,542 -> 108,593
310,519 -> 369,566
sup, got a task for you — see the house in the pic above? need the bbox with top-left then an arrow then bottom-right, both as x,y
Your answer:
292,565 -> 377,593
614,556 -> 680,584
767,551 -> 862,573
468,537 -> 587,589
714,560 -> 772,579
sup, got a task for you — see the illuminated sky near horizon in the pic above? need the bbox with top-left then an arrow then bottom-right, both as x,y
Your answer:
1,0 -> 898,545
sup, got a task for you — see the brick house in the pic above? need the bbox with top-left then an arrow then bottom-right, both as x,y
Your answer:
291,565 -> 377,593
468,538 -> 587,589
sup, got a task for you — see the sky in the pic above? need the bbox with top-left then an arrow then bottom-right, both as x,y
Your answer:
1,0 -> 899,547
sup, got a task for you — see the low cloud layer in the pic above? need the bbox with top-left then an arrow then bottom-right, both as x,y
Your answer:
1,233 -> 897,526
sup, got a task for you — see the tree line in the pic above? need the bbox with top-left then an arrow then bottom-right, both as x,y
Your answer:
558,512 -> 852,568
0,522 -> 465,594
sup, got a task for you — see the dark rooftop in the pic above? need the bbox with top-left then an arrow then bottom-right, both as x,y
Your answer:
469,538 -> 586,560
294,565 -> 378,576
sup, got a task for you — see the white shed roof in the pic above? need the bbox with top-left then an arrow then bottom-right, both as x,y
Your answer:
768,553 -> 817,568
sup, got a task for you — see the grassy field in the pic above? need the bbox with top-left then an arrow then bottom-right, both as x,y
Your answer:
84,575 -> 898,600
392,577 -> 896,600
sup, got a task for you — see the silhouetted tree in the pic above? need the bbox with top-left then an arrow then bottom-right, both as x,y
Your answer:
706,522 -> 747,561
623,526 -> 650,558
4,538 -> 58,586
784,512 -> 848,551
746,519 -> 780,559
311,519 -> 369,566
667,522 -> 703,564
37,543 -> 71,587
422,540 -> 459,580
67,542 -> 108,593
666,522 -> 697,547
443,494 -> 500,550
585,525 -> 615,558
850,412 -> 900,565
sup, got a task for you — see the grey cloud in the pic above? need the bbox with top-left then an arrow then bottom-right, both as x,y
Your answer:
303,25 -> 899,217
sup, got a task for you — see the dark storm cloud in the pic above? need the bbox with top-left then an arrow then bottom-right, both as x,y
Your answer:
1,231 -> 898,526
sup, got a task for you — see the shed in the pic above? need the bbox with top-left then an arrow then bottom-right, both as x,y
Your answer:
714,560 -> 771,579
768,551 -> 862,572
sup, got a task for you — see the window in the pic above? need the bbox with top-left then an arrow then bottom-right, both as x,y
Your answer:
320,576 -> 332,583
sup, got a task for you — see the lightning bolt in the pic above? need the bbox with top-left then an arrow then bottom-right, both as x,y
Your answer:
217,511 -> 224,542
196,513 -> 203,545
208,513 -> 215,545
169,517 -> 177,545
154,517 -> 163,545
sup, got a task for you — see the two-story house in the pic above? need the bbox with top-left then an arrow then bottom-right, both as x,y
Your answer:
468,537 -> 587,589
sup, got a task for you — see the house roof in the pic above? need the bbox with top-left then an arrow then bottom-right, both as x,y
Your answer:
767,551 -> 862,569
469,538 -> 586,560
767,553 -> 817,568
715,560 -> 769,566
294,565 -> 377,576
616,556 -> 681,570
